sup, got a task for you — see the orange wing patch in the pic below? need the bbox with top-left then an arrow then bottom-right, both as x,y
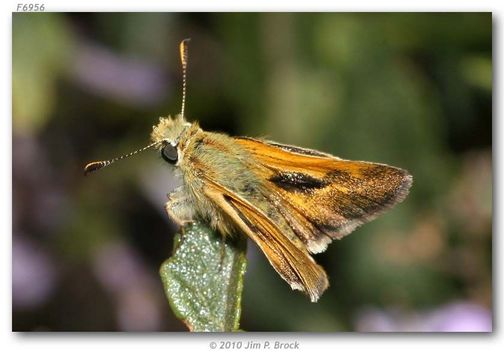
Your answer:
235,137 -> 413,253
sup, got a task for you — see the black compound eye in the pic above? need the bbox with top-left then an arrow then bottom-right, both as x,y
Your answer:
161,143 -> 178,164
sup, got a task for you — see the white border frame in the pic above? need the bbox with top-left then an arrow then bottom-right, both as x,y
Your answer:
2,1 -> 500,359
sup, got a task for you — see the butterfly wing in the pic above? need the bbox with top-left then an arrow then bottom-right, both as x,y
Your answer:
235,137 -> 413,254
203,180 -> 329,302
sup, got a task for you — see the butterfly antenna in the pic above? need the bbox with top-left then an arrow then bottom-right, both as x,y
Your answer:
85,40 -> 191,176
179,38 -> 191,119
84,140 -> 164,176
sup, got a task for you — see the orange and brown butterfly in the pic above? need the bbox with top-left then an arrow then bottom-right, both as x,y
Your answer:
85,39 -> 413,302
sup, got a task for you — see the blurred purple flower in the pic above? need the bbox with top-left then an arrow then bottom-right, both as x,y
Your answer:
71,42 -> 170,106
92,241 -> 163,331
12,237 -> 57,310
424,302 -> 492,332
355,302 -> 492,332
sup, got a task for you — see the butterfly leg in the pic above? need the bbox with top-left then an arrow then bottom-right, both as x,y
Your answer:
165,187 -> 195,228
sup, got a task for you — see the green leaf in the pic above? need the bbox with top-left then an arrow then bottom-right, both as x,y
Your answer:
160,222 -> 247,332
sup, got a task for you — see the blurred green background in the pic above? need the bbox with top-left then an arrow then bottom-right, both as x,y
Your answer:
12,13 -> 492,331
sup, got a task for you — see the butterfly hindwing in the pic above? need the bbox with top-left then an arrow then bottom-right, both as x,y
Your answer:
203,181 -> 329,302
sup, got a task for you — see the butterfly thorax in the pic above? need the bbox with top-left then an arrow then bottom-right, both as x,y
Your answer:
151,115 -> 264,236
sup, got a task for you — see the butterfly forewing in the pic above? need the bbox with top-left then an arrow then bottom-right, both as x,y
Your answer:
235,137 -> 413,253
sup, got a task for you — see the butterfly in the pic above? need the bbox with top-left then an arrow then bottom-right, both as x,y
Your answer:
85,39 -> 412,302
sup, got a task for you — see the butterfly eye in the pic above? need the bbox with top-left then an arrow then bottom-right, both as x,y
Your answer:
161,143 -> 178,164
